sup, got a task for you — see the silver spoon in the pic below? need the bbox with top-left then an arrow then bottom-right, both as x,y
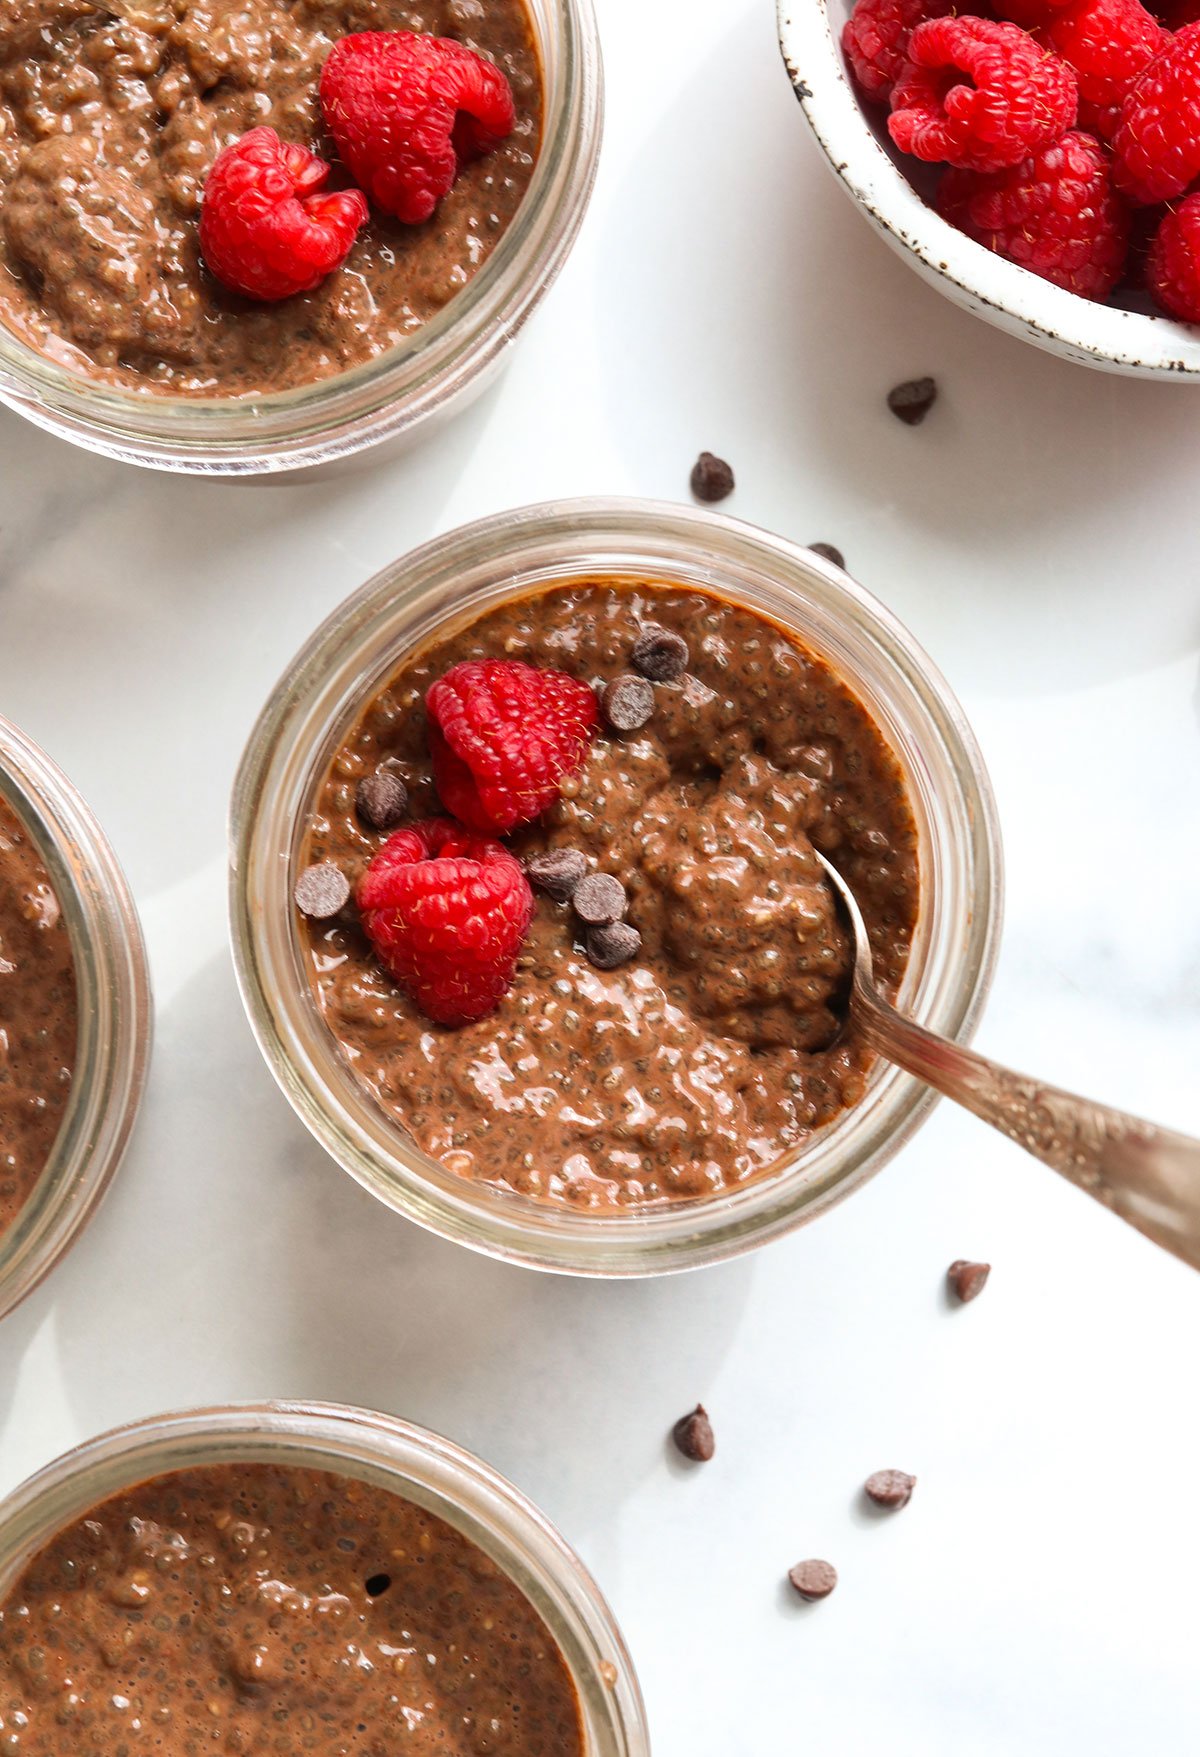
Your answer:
817,851 -> 1200,1272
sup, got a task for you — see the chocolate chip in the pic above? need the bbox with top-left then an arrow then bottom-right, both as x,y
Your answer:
887,377 -> 938,426
601,674 -> 655,733
355,769 -> 408,831
690,451 -> 735,502
631,626 -> 689,683
948,1259 -> 991,1303
573,872 -> 627,927
586,922 -> 642,970
526,848 -> 588,903
808,542 -> 846,570
788,1559 -> 837,1601
672,1405 -> 714,1462
294,862 -> 350,920
865,1470 -> 916,1510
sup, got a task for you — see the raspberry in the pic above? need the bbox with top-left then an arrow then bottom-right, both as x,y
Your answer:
993,0 -> 1078,26
1148,192 -> 1200,319
357,818 -> 533,1026
939,129 -> 1130,297
426,660 -> 599,837
199,127 -> 367,302
889,17 -> 1078,172
1035,0 -> 1164,142
841,0 -> 955,105
320,31 -> 516,226
1113,23 -> 1200,204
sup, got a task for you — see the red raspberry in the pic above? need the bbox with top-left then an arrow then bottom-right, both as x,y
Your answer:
889,17 -> 1078,171
199,127 -> 367,302
1035,0 -> 1163,142
357,818 -> 533,1026
1147,192 -> 1200,319
1113,23 -> 1200,203
426,660 -> 599,837
841,0 -> 955,105
993,0 -> 1078,26
939,129 -> 1130,296
320,31 -> 516,226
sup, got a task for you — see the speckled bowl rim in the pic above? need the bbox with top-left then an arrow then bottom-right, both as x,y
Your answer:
777,0 -> 1200,377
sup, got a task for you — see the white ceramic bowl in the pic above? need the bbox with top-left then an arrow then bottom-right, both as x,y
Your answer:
777,0 -> 1200,377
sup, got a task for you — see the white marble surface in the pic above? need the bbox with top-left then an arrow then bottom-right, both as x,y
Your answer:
2,0 -> 1199,1750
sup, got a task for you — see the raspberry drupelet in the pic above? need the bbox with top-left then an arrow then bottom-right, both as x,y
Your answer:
1035,0 -> 1164,142
1113,22 -> 1200,204
841,0 -> 956,104
321,30 -> 517,225
426,659 -> 599,837
889,16 -> 1079,172
199,128 -> 368,302
938,129 -> 1130,298
1148,193 -> 1200,320
357,818 -> 534,1026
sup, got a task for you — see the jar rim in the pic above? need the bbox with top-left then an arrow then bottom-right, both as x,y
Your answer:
0,0 -> 603,475
230,497 -> 1004,1276
0,1400 -> 649,1757
0,717 -> 152,1319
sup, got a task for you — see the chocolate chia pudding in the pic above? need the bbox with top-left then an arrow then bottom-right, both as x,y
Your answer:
0,0 -> 542,395
0,1461 -> 583,1754
0,792 -> 77,1238
299,582 -> 920,1210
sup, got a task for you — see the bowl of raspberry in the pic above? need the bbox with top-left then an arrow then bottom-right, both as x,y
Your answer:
229,499 -> 1002,1276
779,0 -> 1200,374
0,0 -> 602,473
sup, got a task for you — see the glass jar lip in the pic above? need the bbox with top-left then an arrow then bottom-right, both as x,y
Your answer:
0,716 -> 152,1320
0,0 -> 603,476
230,496 -> 1004,1277
0,1400 -> 649,1757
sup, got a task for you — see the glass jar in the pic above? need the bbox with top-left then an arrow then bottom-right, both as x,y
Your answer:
0,0 -> 602,477
0,1401 -> 649,1757
0,717 -> 152,1319
230,498 -> 1003,1275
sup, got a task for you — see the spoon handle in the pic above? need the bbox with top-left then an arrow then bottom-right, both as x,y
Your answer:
852,983 -> 1200,1272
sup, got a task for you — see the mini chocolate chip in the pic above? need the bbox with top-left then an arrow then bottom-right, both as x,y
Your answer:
526,848 -> 588,903
948,1259 -> 991,1303
355,770 -> 408,831
672,1405 -> 714,1462
631,625 -> 689,683
788,1559 -> 837,1601
601,674 -> 655,734
690,451 -> 735,503
865,1470 -> 916,1510
294,862 -> 350,920
587,922 -> 642,970
887,377 -> 938,425
573,872 -> 627,927
808,542 -> 846,571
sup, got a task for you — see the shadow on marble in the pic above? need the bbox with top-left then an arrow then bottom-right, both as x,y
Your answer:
15,950 -> 755,1544
0,373 -> 507,896
0,1297 -> 43,1433
593,7 -> 1200,696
